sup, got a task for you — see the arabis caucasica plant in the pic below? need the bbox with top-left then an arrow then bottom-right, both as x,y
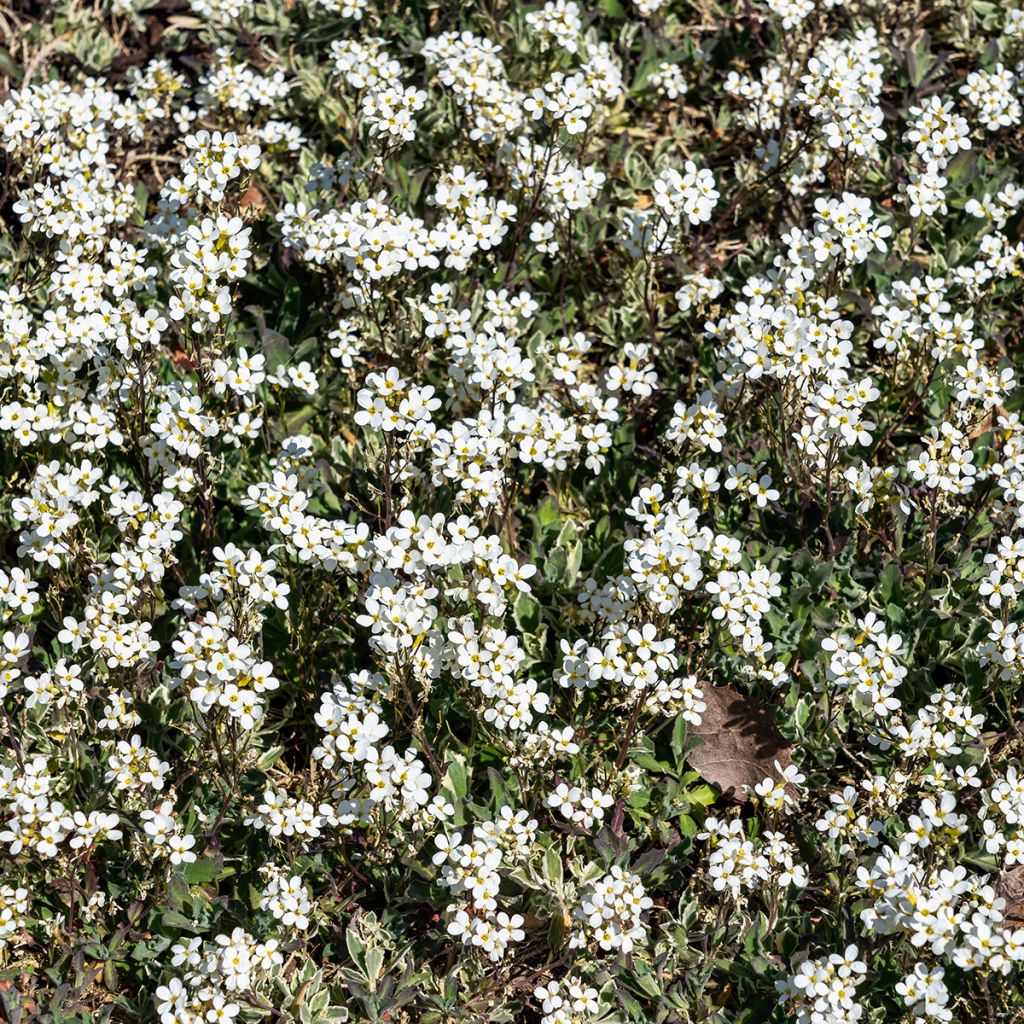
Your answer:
2,0 -> 1024,1021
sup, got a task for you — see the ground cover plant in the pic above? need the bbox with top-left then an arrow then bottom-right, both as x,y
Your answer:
3,0 -> 1024,1020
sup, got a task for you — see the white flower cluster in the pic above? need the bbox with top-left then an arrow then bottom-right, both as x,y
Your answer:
106,736 -> 171,794
776,944 -> 867,1024
277,193 -> 440,288
619,161 -> 719,256
821,611 -> 908,717
258,866 -> 313,930
800,30 -> 886,157
896,963 -> 953,1024
170,603 -> 281,731
906,422 -> 977,497
856,843 -> 1024,973
155,930 -> 283,1024
699,815 -> 809,895
526,0 -> 583,54
0,885 -> 29,949
533,976 -> 603,1024
961,64 -> 1022,131
501,135 -> 609,219
421,31 -> 525,142
981,766 -> 1024,867
547,783 -> 614,830
649,62 -> 687,100
809,192 -> 892,267
141,800 -> 198,865
569,866 -> 652,953
904,96 -> 972,171
435,808 -> 538,961
195,49 -> 290,117
311,669 -> 452,833
556,614 -> 705,721
0,757 -> 123,860
189,0 -> 253,25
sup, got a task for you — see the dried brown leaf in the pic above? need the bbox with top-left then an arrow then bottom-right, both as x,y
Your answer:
239,183 -> 266,221
687,684 -> 793,802
997,866 -> 1024,924
967,404 -> 1011,444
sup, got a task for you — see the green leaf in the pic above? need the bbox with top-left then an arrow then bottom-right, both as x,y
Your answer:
564,540 -> 584,587
514,590 -> 541,633
131,936 -> 171,961
548,910 -> 566,950
442,754 -> 469,801
159,910 -> 200,932
670,713 -> 688,761
630,962 -> 663,999
346,927 -> 365,966
183,858 -> 221,885
544,546 -> 568,583
633,753 -> 668,774
677,814 -> 698,839
614,987 -> 644,1019
486,767 -> 508,807
536,498 -> 561,541
256,744 -> 286,770
364,948 -> 385,987
685,784 -> 718,809
555,520 -> 579,548
543,847 -> 563,888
